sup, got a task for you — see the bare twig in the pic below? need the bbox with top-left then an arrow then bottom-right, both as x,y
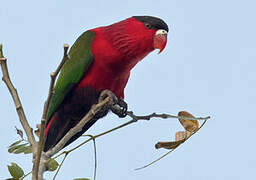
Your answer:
84,135 -> 97,180
53,110 -> 210,159
134,119 -> 208,170
0,44 -> 36,151
0,43 -> 209,179
46,94 -> 114,157
52,108 -> 209,177
33,44 -> 70,180
52,134 -> 98,180
126,111 -> 210,121
52,119 -> 132,160
92,136 -> 97,180
53,153 -> 68,180
21,171 -> 32,180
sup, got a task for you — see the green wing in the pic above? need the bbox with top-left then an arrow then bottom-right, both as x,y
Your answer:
46,30 -> 95,124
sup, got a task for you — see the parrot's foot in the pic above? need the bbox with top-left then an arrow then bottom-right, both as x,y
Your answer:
99,90 -> 127,118
111,98 -> 128,118
99,90 -> 118,106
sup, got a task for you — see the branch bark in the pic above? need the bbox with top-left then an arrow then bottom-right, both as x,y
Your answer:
51,107 -> 210,178
1,43 -> 210,179
0,44 -> 36,152
32,44 -> 70,180
46,90 -> 115,157
0,44 -> 120,179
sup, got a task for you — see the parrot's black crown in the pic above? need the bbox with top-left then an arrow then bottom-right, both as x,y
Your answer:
133,16 -> 169,32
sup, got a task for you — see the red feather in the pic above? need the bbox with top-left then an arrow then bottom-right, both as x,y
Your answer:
76,17 -> 156,99
44,16 -> 167,151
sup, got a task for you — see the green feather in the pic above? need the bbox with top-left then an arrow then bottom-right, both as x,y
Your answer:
46,30 -> 95,124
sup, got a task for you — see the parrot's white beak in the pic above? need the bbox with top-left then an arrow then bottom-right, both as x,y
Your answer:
153,29 -> 168,54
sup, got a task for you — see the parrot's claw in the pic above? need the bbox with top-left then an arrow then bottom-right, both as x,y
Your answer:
99,90 -> 127,118
111,98 -> 128,118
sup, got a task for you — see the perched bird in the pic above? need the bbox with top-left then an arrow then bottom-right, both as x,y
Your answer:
44,16 -> 169,152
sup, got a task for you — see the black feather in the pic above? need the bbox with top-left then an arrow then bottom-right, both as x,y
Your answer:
44,86 -> 108,151
133,16 -> 169,32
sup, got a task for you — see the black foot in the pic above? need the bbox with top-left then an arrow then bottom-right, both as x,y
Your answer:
111,98 -> 128,118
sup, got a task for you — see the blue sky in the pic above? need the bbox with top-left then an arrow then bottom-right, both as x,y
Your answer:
1,0 -> 255,179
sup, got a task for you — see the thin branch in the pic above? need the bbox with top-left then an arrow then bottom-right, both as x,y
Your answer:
0,44 -> 36,151
0,44 -> 209,179
83,135 -> 97,180
126,111 -> 210,121
53,111 -> 210,159
53,135 -> 98,180
52,108 -> 210,160
134,119 -> 208,170
46,94 -> 114,157
53,119 -> 135,161
21,171 -> 32,180
52,109 -> 210,174
33,44 -> 70,180
92,136 -> 97,180
53,153 -> 68,180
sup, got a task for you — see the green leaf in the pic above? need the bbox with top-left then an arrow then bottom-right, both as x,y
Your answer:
48,159 -> 59,171
9,140 -> 23,147
73,178 -> 90,180
8,143 -> 28,153
7,163 -> 24,179
23,146 -> 32,154
8,142 -> 32,154
13,146 -> 28,154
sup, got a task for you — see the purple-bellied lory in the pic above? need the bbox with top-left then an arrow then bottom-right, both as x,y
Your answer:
44,16 -> 168,152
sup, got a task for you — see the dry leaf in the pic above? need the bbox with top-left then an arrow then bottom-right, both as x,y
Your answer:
178,111 -> 199,132
155,140 -> 184,150
175,131 -> 193,140
15,126 -> 23,139
155,111 -> 200,151
175,131 -> 186,141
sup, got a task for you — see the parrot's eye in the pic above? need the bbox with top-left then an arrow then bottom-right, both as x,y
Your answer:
145,23 -> 152,29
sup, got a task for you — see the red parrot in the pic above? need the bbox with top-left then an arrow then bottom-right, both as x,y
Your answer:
44,16 -> 168,152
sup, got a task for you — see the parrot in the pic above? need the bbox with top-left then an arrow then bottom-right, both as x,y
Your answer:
44,16 -> 169,152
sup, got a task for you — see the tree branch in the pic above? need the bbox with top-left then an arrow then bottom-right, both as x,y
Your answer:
0,43 -> 210,179
135,119 -> 208,170
126,111 -> 210,121
0,44 -> 36,152
33,44 -> 70,180
84,135 -> 97,180
53,134 -> 98,180
52,110 -> 210,160
53,153 -> 68,180
51,107 -> 210,178
46,91 -> 115,157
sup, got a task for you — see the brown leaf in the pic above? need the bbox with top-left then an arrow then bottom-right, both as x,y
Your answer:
155,139 -> 185,150
15,126 -> 23,139
178,111 -> 199,132
175,131 -> 186,141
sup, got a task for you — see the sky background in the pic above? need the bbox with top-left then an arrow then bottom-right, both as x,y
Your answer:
0,0 -> 255,179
